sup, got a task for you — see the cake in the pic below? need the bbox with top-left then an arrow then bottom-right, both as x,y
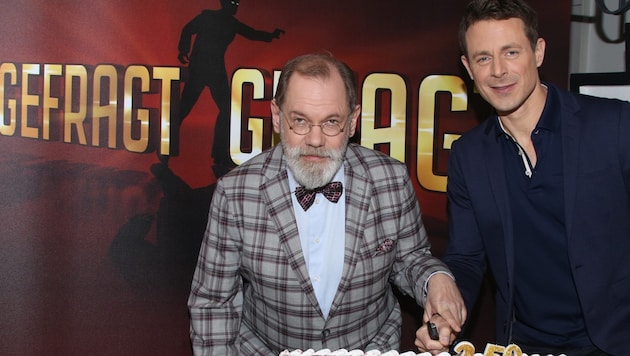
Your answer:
278,350 -> 444,356
279,341 -> 567,356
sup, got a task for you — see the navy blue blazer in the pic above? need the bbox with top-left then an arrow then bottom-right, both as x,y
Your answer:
443,83 -> 630,354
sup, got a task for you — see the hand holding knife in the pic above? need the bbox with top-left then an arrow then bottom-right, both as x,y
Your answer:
427,320 -> 440,341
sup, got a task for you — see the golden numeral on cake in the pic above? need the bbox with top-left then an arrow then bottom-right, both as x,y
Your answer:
453,341 -> 523,356
503,344 -> 523,356
453,341 -> 475,356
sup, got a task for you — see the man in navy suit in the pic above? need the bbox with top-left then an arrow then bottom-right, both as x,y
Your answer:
422,0 -> 630,354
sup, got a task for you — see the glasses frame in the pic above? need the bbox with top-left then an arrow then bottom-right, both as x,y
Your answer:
281,112 -> 348,137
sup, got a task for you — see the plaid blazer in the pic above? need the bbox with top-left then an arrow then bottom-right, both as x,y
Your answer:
188,143 -> 449,355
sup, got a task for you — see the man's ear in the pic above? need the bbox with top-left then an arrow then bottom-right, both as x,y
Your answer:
271,99 -> 281,134
348,104 -> 360,137
461,55 -> 474,80
535,38 -> 546,68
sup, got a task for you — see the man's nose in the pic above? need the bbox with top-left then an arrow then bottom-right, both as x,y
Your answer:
304,125 -> 325,146
491,58 -> 507,77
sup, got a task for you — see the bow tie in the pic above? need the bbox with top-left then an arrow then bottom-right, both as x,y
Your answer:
295,181 -> 343,211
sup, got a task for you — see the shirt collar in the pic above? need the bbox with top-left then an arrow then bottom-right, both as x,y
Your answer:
492,82 -> 559,140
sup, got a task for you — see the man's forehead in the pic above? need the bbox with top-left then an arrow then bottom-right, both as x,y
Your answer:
466,19 -> 528,45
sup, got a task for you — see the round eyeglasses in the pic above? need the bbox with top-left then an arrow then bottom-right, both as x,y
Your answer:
282,113 -> 347,137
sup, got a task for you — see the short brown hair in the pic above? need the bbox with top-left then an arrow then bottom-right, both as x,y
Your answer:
274,52 -> 358,113
459,0 -> 539,57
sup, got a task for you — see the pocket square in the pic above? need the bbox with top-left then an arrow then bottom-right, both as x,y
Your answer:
375,239 -> 394,254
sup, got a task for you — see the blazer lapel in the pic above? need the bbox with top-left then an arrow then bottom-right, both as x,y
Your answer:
328,146 -> 371,316
483,126 -> 516,294
259,147 -> 321,311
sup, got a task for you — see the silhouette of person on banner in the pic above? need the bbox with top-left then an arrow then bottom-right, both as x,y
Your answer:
162,0 -> 284,176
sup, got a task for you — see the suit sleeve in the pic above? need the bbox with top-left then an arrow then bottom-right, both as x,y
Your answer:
442,139 -> 488,311
188,181 -> 243,356
389,165 -> 452,307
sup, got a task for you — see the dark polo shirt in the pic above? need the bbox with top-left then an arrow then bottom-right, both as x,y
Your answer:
495,85 -> 592,348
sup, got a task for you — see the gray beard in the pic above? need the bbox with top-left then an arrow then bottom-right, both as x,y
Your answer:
282,140 -> 347,190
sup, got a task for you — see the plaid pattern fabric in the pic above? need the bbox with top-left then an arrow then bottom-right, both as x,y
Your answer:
294,182 -> 343,210
188,143 -> 450,355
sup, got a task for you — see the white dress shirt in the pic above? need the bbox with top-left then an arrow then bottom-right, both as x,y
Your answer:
288,167 -> 345,319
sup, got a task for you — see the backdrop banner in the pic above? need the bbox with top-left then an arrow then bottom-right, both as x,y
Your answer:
0,0 -> 570,354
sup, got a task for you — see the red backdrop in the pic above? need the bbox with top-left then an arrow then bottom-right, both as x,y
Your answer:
0,0 -> 571,354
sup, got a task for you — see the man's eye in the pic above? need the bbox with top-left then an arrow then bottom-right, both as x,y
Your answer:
325,119 -> 340,126
293,118 -> 307,125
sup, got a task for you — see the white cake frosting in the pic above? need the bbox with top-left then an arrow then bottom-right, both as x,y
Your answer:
279,341 -> 567,356
278,350 -> 449,356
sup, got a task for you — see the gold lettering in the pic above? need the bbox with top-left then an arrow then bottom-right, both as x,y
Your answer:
0,61 -> 480,192
21,64 -> 40,139
42,64 -> 62,140
64,65 -> 88,144
417,75 -> 467,192
0,62 -> 18,136
92,65 -> 118,148
123,65 -> 150,153
230,68 -> 265,164
360,73 -> 406,162
152,66 -> 180,155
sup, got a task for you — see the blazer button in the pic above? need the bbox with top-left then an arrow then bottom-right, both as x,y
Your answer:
322,329 -> 331,338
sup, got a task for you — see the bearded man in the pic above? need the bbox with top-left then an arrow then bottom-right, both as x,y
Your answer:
187,52 -> 465,356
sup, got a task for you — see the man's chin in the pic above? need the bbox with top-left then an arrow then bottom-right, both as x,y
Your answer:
293,163 -> 339,189
309,158 -> 338,169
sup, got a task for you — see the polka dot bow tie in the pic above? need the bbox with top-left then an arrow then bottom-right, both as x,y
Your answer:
294,182 -> 343,211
